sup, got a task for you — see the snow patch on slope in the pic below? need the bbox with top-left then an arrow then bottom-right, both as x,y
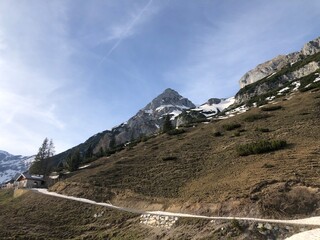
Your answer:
198,97 -> 235,113
0,151 -> 35,183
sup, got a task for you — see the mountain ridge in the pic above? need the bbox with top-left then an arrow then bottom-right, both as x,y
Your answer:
49,88 -> 231,168
239,36 -> 320,88
0,150 -> 35,183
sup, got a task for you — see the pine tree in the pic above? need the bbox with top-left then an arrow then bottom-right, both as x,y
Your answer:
85,145 -> 93,159
162,114 -> 174,133
29,138 -> 55,175
65,150 -> 82,172
109,137 -> 116,149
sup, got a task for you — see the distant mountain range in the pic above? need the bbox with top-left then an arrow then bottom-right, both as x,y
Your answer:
0,150 -> 35,183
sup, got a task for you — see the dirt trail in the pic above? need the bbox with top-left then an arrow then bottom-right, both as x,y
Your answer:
33,188 -> 320,239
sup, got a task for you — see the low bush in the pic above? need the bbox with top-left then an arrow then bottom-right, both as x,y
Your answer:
237,140 -> 287,156
255,127 -> 270,133
162,156 -> 178,161
222,123 -> 241,131
262,163 -> 275,168
213,131 -> 222,137
260,187 -> 319,217
243,114 -> 270,122
167,128 -> 186,136
233,131 -> 241,137
260,105 -> 283,111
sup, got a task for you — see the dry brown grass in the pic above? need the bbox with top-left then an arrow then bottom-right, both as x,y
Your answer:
50,91 -> 320,218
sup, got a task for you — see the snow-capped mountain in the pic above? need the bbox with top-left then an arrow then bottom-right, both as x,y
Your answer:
49,88 -> 237,167
93,88 -> 196,151
174,97 -> 235,127
0,150 -> 35,183
142,88 -> 196,120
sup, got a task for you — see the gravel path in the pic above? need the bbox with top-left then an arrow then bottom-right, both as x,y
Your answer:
33,188 -> 320,239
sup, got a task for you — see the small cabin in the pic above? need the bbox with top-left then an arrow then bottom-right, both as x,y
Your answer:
15,173 -> 45,189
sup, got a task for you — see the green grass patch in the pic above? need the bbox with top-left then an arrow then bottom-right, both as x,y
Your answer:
237,140 -> 287,156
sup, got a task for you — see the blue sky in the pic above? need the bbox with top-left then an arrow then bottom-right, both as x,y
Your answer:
0,0 -> 319,155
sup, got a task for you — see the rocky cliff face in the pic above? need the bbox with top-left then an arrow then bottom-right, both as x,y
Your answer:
236,37 -> 320,104
94,88 -> 196,152
281,61 -> 320,81
239,37 -> 320,88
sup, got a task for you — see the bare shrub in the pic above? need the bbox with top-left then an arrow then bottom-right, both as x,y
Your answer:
260,187 -> 319,217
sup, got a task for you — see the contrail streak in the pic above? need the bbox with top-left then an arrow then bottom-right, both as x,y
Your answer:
97,0 -> 154,67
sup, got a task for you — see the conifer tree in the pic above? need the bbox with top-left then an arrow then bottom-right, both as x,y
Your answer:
65,150 -> 82,172
29,138 -> 55,175
162,114 -> 174,133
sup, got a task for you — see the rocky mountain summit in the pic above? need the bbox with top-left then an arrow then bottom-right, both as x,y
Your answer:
47,37 -> 320,169
0,150 -> 34,183
239,37 -> 320,88
94,88 -> 196,151
236,37 -> 320,103
49,88 -> 231,166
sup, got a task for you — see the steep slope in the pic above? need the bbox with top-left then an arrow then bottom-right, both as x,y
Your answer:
239,36 -> 320,88
49,88 -> 196,167
49,90 -> 235,169
51,88 -> 320,219
0,150 -> 34,183
94,88 -> 196,152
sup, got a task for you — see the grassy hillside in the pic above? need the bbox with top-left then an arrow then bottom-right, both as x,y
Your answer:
0,190 -> 312,239
0,189 -> 144,239
50,89 -> 320,218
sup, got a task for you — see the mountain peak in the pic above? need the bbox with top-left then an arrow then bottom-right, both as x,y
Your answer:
157,88 -> 182,100
163,88 -> 178,94
144,88 -> 195,112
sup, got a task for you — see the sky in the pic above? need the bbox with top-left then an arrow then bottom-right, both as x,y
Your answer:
0,0 -> 319,156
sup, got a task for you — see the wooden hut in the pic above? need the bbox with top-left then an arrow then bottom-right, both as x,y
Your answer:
15,173 -> 45,188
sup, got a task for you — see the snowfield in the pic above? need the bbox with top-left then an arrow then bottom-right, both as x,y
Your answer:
285,228 -> 320,240
197,97 -> 235,113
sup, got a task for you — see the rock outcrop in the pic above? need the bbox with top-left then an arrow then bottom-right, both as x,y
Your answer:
239,37 -> 320,88
140,214 -> 178,229
281,61 -> 320,81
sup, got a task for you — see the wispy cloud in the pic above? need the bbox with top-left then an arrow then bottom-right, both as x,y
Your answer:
0,1 -> 73,154
0,0 -> 319,156
164,1 -> 320,103
97,0 -> 154,66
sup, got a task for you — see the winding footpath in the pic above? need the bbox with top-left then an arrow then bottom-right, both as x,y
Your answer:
33,188 -> 320,239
